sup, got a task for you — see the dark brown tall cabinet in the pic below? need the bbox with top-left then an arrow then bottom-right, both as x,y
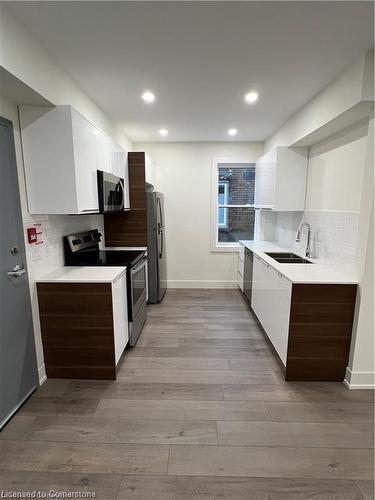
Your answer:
104,152 -> 149,247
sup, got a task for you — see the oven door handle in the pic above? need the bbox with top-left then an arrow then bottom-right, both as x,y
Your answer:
131,257 -> 147,275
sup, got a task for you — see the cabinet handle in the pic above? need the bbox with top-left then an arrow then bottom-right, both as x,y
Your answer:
261,259 -> 269,267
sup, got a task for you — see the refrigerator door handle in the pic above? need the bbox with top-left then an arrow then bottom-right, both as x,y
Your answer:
159,229 -> 164,259
157,196 -> 163,229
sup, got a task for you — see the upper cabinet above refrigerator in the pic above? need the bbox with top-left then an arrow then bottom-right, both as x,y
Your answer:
20,105 -> 129,215
145,153 -> 155,187
254,146 -> 308,211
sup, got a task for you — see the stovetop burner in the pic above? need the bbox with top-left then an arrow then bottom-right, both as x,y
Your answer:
64,230 -> 145,268
69,249 -> 144,267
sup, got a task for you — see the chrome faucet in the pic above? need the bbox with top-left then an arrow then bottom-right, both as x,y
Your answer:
295,222 -> 312,258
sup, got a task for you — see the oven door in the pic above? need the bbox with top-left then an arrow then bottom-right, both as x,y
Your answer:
130,257 -> 147,318
97,170 -> 124,213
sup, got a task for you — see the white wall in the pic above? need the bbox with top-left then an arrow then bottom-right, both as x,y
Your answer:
306,120 -> 368,212
265,51 -> 373,151
263,52 -> 374,388
294,120 -> 368,278
135,142 -> 263,288
0,4 -> 132,151
347,203 -> 374,388
0,4 -> 134,383
346,116 -> 374,388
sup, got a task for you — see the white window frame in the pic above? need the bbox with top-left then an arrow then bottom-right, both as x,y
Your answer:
218,181 -> 229,228
211,158 -> 256,253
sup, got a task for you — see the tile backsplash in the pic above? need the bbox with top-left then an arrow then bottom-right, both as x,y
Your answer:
22,213 -> 104,279
293,210 -> 359,278
261,210 -> 359,278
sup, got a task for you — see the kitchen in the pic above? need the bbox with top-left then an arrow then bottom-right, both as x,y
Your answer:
0,1 -> 374,498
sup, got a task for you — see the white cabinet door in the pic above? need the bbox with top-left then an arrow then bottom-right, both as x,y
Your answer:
255,149 -> 276,208
145,154 -> 155,186
20,106 -> 78,214
274,147 -> 308,211
264,266 -> 292,366
238,242 -> 245,278
111,145 -> 126,178
238,255 -> 244,278
251,257 -> 292,366
95,132 -> 112,174
71,110 -> 99,213
111,273 -> 129,364
237,251 -> 244,291
255,147 -> 307,211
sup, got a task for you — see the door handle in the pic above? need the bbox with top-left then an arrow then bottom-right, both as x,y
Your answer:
7,264 -> 26,278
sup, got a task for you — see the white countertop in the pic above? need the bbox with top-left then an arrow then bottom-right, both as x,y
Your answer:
37,266 -> 127,283
239,241 -> 358,285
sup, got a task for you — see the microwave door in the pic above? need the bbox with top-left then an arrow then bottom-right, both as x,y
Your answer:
114,180 -> 124,210
97,170 -> 124,213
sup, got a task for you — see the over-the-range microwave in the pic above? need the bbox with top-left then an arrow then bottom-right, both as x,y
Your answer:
97,170 -> 129,213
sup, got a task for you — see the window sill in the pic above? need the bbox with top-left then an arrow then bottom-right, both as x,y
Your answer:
211,243 -> 240,253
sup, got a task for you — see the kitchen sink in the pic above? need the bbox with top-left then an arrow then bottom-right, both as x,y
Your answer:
265,252 -> 313,264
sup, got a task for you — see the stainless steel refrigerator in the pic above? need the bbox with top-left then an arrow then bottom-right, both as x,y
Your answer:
147,191 -> 166,303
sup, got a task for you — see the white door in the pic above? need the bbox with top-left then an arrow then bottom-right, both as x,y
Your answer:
0,116 -> 38,429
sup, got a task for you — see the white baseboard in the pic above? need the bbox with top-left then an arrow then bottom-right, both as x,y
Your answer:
344,367 -> 375,389
38,363 -> 47,385
166,280 -> 238,289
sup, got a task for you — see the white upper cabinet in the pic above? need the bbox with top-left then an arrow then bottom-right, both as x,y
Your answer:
145,153 -> 155,186
20,105 -> 128,215
71,110 -> 99,214
255,146 -> 307,211
95,132 -> 112,175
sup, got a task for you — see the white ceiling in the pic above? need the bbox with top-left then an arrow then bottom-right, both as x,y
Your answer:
5,1 -> 374,143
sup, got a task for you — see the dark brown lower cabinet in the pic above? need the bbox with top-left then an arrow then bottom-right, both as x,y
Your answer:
37,283 -> 119,380
249,253 -> 357,382
285,283 -> 357,381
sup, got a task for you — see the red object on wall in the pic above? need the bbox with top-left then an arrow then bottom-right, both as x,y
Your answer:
27,227 -> 37,244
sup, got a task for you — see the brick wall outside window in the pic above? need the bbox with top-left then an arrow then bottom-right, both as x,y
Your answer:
218,166 -> 256,243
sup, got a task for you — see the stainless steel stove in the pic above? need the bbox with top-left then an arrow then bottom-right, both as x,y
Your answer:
64,229 -> 147,346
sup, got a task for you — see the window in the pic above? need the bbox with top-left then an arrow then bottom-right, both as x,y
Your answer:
218,181 -> 229,227
211,160 -> 256,251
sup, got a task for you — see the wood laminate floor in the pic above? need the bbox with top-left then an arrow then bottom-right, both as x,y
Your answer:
1,289 -> 374,499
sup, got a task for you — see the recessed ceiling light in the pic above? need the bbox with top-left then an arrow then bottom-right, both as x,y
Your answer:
244,91 -> 258,104
228,128 -> 238,137
159,128 -> 168,137
142,91 -> 156,103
